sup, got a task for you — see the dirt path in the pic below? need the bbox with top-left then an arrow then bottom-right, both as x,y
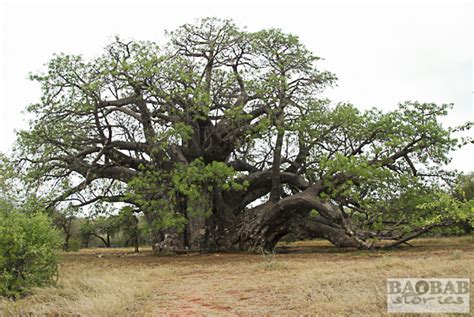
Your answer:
139,254 -> 285,315
146,270 -> 236,315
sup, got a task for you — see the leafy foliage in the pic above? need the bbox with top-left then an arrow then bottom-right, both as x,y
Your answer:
116,207 -> 146,252
125,158 -> 247,232
0,208 -> 61,298
0,155 -> 61,298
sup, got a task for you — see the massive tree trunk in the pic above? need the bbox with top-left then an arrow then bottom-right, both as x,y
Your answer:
150,182 -> 367,253
151,188 -> 236,252
221,185 -> 367,251
226,203 -> 292,251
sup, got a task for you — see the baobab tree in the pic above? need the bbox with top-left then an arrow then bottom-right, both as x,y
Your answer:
17,18 -> 473,252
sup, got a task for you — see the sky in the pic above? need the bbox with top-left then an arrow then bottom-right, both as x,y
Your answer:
0,0 -> 472,171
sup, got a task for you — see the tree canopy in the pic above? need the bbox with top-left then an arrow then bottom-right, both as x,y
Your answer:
16,18 -> 473,251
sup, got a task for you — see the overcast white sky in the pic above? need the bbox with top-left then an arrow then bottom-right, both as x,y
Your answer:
0,0 -> 472,171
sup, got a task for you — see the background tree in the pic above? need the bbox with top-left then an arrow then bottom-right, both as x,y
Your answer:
78,219 -> 94,248
16,18 -> 473,252
50,207 -> 77,251
452,172 -> 474,234
92,215 -> 119,248
117,207 -> 144,252
79,216 -> 119,248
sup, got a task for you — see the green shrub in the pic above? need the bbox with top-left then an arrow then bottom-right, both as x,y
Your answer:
0,209 -> 62,298
67,239 -> 81,252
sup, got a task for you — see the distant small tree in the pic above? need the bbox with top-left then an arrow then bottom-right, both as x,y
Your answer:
50,207 -> 76,251
118,207 -> 142,253
80,216 -> 119,248
78,218 -> 93,248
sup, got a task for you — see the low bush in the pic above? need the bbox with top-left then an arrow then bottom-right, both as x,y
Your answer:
67,239 -> 81,252
0,209 -> 61,298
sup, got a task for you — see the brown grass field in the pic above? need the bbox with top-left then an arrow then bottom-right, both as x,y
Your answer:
1,236 -> 473,316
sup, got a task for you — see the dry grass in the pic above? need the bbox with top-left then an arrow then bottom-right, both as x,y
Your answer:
1,236 -> 473,316
0,250 -> 171,316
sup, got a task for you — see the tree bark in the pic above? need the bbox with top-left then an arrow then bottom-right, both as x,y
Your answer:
134,235 -> 139,253
63,234 -> 70,251
93,234 -> 111,248
269,115 -> 284,203
151,188 -> 236,252
149,182 -> 364,253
